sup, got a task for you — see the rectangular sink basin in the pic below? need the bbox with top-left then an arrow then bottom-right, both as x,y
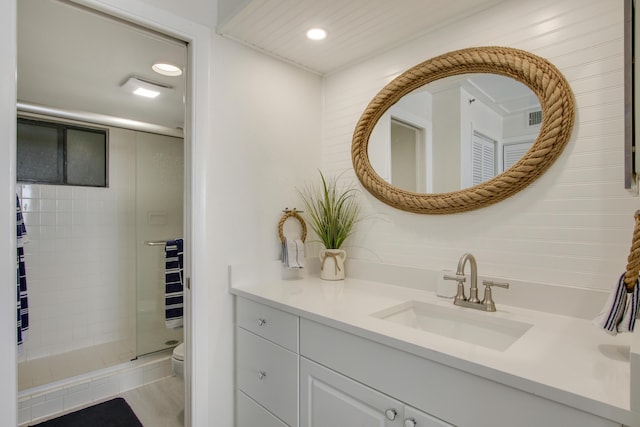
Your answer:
371,300 -> 532,351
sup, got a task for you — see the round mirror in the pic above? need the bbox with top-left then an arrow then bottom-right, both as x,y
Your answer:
352,46 -> 575,214
368,73 -> 541,193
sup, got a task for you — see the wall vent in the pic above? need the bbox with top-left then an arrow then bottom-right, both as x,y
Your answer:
528,110 -> 542,126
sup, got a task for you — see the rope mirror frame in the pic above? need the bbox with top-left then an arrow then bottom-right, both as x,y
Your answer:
624,210 -> 640,292
351,46 -> 576,214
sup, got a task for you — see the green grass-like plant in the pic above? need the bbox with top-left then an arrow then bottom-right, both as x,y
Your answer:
298,171 -> 361,250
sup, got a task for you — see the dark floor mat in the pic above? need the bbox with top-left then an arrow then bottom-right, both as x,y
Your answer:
31,397 -> 143,427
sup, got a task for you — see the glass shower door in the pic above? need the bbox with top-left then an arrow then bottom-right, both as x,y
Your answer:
135,132 -> 184,356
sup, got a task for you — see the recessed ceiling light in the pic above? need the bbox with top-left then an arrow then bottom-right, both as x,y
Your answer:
152,62 -> 183,77
306,28 -> 327,41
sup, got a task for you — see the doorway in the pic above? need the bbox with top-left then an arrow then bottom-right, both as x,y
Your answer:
16,0 -> 189,424
390,119 -> 427,193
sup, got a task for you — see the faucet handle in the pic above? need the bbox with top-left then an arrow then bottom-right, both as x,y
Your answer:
481,280 -> 510,312
483,280 -> 509,289
444,274 -> 467,302
443,274 -> 466,282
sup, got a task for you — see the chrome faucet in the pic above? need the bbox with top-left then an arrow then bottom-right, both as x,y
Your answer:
443,253 -> 509,312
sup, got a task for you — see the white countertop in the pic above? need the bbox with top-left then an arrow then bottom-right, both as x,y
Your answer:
230,264 -> 636,425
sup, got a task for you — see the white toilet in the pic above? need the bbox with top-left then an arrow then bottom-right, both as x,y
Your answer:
171,343 -> 185,379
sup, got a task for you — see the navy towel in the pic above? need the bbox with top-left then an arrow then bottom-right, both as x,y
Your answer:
16,195 -> 29,346
165,238 -> 184,329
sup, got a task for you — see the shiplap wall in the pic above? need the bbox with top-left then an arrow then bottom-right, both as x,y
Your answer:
322,0 -> 637,290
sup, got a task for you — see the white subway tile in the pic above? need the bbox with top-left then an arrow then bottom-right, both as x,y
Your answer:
142,362 -> 172,384
56,213 -> 72,227
39,186 -> 56,200
21,184 -> 39,199
21,198 -> 37,212
118,368 -> 144,392
63,387 -> 93,411
91,376 -> 119,401
56,186 -> 73,200
22,212 -> 40,227
31,396 -> 63,421
40,213 -> 57,226
18,406 -> 31,425
40,199 -> 56,212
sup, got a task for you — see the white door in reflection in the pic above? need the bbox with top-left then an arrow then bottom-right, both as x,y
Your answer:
470,130 -> 497,187
390,119 -> 427,193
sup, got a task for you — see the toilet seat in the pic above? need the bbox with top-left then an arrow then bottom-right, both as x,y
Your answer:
173,343 -> 185,361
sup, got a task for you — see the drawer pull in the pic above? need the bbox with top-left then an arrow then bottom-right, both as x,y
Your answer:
257,318 -> 267,326
404,418 -> 417,427
385,408 -> 398,421
258,371 -> 267,380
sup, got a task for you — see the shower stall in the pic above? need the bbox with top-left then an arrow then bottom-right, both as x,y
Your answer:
16,120 -> 184,391
134,132 -> 184,356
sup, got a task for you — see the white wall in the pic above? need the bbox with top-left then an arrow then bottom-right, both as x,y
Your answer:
207,34 -> 322,426
0,0 -> 18,424
210,35 -> 323,264
4,2 -> 322,426
4,0 -> 632,425
323,0 -> 637,292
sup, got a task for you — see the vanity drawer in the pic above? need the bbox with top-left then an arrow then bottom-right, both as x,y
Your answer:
236,297 -> 298,352
236,327 -> 298,426
236,391 -> 288,427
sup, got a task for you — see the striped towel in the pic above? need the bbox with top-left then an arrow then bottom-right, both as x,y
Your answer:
282,237 -> 305,269
593,273 -> 640,335
164,238 -> 184,329
16,195 -> 29,346
618,278 -> 640,333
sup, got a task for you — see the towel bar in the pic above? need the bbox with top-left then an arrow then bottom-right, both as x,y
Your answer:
278,208 -> 307,244
145,240 -> 169,247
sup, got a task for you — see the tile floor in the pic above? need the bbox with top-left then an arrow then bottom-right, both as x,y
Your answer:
25,375 -> 184,427
121,375 -> 185,427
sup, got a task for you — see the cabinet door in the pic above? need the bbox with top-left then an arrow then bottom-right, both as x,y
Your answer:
300,358 -> 403,427
404,406 -> 454,427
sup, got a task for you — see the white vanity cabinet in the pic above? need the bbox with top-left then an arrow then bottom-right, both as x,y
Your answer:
235,298 -> 299,427
299,318 -> 621,427
300,357 -> 452,427
234,296 -> 623,427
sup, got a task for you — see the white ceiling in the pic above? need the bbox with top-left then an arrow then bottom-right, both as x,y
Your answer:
218,0 -> 505,74
17,0 -> 187,130
17,0 -> 506,130
422,73 -> 540,116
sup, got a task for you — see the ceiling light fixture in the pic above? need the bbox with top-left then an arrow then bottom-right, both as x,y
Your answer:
152,62 -> 183,77
122,76 -> 173,99
134,87 -> 160,98
306,28 -> 327,41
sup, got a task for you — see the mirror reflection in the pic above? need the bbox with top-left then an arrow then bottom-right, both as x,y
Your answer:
368,73 -> 541,193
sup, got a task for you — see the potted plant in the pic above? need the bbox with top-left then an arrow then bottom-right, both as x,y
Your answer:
298,171 -> 361,280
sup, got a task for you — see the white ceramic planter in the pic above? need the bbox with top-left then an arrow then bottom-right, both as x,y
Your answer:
319,248 -> 346,281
